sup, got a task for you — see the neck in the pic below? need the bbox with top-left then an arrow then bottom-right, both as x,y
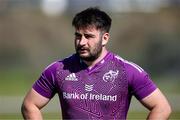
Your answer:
83,48 -> 108,69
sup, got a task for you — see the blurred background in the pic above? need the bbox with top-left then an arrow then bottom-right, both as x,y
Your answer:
0,0 -> 180,119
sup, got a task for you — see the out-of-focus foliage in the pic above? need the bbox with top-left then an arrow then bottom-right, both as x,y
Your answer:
0,5 -> 180,78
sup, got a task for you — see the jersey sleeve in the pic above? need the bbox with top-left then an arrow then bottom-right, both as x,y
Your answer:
32,62 -> 58,99
125,62 -> 157,100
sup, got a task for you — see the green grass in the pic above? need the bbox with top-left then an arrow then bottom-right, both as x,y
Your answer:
127,111 -> 180,119
0,69 -> 180,96
0,112 -> 180,120
0,69 -> 38,96
0,69 -> 180,120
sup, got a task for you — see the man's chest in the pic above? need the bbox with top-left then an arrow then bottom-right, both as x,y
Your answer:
55,62 -> 129,118
56,63 -> 128,102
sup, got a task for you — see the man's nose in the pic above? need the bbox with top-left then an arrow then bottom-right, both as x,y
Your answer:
79,36 -> 87,46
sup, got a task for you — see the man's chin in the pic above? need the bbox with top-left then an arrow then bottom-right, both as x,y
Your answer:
79,54 -> 90,59
78,52 -> 89,57
79,55 -> 97,62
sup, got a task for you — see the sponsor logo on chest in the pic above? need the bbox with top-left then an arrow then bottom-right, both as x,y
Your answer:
65,73 -> 78,81
63,70 -> 119,101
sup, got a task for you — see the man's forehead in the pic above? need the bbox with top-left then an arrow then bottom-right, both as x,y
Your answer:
75,26 -> 100,34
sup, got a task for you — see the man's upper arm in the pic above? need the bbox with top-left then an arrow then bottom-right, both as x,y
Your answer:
140,88 -> 170,110
23,88 -> 50,109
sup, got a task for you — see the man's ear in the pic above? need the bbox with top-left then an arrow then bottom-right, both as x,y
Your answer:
102,33 -> 110,46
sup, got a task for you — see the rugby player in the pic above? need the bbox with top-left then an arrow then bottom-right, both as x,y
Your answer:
21,7 -> 171,119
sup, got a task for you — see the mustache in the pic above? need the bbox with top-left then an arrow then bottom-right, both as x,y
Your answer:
76,46 -> 89,51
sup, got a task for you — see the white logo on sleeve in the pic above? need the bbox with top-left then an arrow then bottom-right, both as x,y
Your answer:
85,84 -> 94,92
103,70 -> 119,83
65,73 -> 78,81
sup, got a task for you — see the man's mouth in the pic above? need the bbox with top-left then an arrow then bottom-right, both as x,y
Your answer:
79,49 -> 88,54
77,47 -> 89,53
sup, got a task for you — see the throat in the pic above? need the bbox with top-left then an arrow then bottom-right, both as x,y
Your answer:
83,50 -> 108,69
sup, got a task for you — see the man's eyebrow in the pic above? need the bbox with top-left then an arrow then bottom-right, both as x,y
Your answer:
84,33 -> 95,37
74,32 -> 95,37
74,32 -> 82,36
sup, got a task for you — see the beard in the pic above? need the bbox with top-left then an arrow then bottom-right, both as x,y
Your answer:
75,41 -> 103,62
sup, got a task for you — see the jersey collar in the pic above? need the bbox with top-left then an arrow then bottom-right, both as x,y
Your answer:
78,51 -> 112,73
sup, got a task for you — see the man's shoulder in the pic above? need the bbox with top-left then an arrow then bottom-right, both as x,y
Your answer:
62,54 -> 79,63
110,53 -> 144,73
109,52 -> 127,66
44,54 -> 77,71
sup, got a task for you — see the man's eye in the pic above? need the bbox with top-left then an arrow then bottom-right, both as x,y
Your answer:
85,35 -> 93,39
75,35 -> 81,39
75,33 -> 82,39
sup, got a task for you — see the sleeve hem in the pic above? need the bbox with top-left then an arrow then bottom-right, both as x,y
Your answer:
33,84 -> 54,99
135,84 -> 157,100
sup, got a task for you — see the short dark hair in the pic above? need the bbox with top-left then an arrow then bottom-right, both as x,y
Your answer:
72,7 -> 112,33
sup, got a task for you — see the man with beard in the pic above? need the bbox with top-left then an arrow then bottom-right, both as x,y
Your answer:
21,7 -> 171,120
